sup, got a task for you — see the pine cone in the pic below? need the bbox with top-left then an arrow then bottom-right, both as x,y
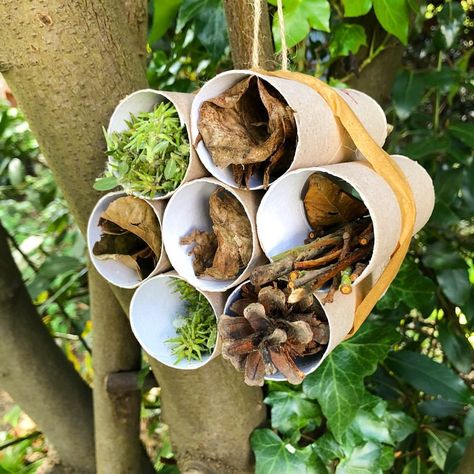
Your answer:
218,283 -> 329,386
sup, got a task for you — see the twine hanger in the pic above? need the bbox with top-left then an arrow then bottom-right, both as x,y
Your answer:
252,0 -> 288,70
249,0 -> 417,336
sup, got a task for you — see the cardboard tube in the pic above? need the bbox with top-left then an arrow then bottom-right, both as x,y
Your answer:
190,70 -> 387,190
87,191 -> 171,289
256,163 -> 402,284
390,154 -> 435,233
130,272 -> 225,370
223,281 -> 357,381
162,177 -> 266,292
108,89 -> 206,199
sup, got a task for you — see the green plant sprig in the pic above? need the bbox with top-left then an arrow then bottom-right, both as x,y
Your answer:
166,279 -> 217,363
94,101 -> 190,198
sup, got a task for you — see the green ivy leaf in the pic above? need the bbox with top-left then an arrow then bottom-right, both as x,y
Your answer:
418,399 -> 465,418
436,2 -> 465,48
402,457 -> 428,474
438,321 -> 474,373
93,176 -> 119,191
444,437 -> 471,474
312,433 -> 345,464
272,0 -> 331,50
342,0 -> 372,17
372,0 -> 410,44
392,70 -> 426,120
177,0 -> 228,59
426,428 -> 457,470
265,391 -> 321,437
251,429 -> 323,474
303,322 -> 399,441
149,0 -> 182,44
448,121 -> 474,149
437,268 -> 471,306
335,442 -> 382,474
377,259 -> 436,314
349,400 -> 416,446
386,350 -> 472,403
329,23 -> 367,57
423,241 -> 465,270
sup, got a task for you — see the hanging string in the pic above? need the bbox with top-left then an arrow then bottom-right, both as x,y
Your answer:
252,0 -> 262,68
252,0 -> 289,70
276,0 -> 288,70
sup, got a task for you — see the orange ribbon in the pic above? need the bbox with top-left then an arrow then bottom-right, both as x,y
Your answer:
264,70 -> 417,336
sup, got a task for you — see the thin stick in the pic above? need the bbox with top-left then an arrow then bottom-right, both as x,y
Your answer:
359,223 -> 374,246
293,246 -> 372,289
294,247 -> 342,270
251,217 -> 370,286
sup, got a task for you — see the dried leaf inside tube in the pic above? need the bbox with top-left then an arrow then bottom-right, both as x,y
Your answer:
93,196 -> 161,280
304,173 -> 368,232
197,76 -> 297,188
181,188 -> 252,280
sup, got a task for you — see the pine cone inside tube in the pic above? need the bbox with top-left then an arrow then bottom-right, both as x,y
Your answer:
218,282 -> 329,386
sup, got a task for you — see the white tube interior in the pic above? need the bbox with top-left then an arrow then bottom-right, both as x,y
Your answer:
256,165 -> 402,284
162,178 -> 255,292
107,89 -> 192,200
87,192 -> 166,289
130,274 -> 219,370
223,282 -> 347,380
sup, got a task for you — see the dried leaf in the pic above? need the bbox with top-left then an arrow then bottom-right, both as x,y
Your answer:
93,196 -> 162,280
183,188 -> 252,280
198,76 -> 296,188
180,229 -> 217,275
304,173 -> 368,231
100,196 -> 162,257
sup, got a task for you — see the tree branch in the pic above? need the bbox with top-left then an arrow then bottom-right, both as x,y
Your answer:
89,267 -> 154,473
223,0 -> 275,70
0,222 -> 95,473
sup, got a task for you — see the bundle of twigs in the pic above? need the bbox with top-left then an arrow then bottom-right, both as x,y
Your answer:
251,216 -> 373,304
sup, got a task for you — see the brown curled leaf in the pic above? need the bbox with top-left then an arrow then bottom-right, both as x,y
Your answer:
180,229 -> 217,275
197,76 -> 296,188
304,173 -> 368,232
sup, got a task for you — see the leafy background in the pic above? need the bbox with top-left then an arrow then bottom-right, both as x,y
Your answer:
0,0 -> 473,472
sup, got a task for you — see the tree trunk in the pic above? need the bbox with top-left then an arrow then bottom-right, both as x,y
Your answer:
0,1 -> 267,472
89,267 -> 155,474
0,223 -> 95,473
223,0 -> 275,70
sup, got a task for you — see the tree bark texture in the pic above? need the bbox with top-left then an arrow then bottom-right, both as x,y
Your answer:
0,224 -> 95,474
89,267 -> 155,474
223,0 -> 275,70
0,1 -> 267,472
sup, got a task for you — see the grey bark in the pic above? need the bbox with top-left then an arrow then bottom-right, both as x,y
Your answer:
89,267 -> 155,473
0,223 -> 95,473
